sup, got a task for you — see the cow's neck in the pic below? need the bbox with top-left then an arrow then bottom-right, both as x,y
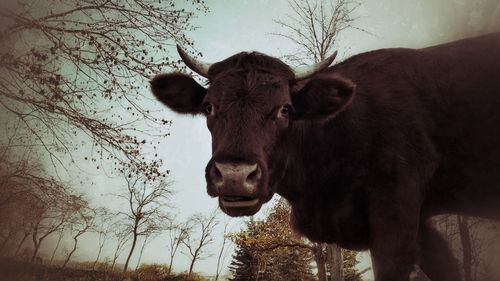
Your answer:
271,110 -> 371,203
269,112 -> 372,248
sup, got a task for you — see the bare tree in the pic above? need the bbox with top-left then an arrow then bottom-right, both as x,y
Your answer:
182,210 -> 219,276
0,0 -> 207,179
13,220 -> 33,257
30,187 -> 74,262
62,200 -> 95,268
0,146 -> 57,213
1,187 -> 43,257
273,0 -> 361,65
134,231 -> 160,270
9,186 -> 44,257
119,172 -> 172,272
0,221 -> 17,254
30,211 -> 65,262
215,217 -> 231,281
0,0 -> 206,264
166,218 -> 191,274
0,145 -> 76,260
49,226 -> 66,264
110,221 -> 130,272
432,215 -> 500,281
91,207 -> 114,270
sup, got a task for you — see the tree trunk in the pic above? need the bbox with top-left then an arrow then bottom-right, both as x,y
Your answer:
14,232 -> 30,256
168,239 -> 182,274
214,243 -> 226,281
328,244 -> 344,281
0,227 -> 16,255
30,222 -> 57,262
135,235 -> 149,270
111,255 -> 118,272
111,243 -> 123,272
31,244 -> 41,262
168,254 -> 175,274
188,258 -> 196,275
123,229 -> 138,272
215,224 -> 228,281
62,237 -> 79,268
93,241 -> 105,270
49,231 -> 64,264
313,244 -> 327,281
188,250 -> 200,276
0,230 -> 14,254
31,231 -> 41,262
457,216 -> 473,281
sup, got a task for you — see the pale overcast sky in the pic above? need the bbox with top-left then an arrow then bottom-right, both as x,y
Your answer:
35,0 -> 499,279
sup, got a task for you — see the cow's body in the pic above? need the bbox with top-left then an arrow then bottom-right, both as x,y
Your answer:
280,33 -> 500,248
151,32 -> 500,281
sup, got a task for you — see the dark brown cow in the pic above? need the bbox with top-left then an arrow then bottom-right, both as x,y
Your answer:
151,32 -> 500,281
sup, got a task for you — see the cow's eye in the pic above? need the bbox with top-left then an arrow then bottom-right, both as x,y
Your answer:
203,103 -> 214,115
278,104 -> 293,118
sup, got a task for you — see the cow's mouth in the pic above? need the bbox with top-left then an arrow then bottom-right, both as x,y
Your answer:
219,195 -> 262,216
221,196 -> 259,207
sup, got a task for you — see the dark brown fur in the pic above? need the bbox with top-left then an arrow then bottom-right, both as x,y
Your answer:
151,32 -> 500,281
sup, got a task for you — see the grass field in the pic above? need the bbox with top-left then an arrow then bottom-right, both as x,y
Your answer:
0,259 -> 211,281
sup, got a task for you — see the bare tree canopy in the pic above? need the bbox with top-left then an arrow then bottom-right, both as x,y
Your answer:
62,201 -> 96,268
119,171 -> 172,272
182,210 -> 219,276
0,0 -> 207,176
166,218 -> 191,274
273,0 -> 362,64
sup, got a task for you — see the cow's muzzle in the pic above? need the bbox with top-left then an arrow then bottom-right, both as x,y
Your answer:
207,161 -> 264,216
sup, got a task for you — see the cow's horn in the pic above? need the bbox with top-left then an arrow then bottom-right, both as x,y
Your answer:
176,45 -> 212,78
292,51 -> 338,80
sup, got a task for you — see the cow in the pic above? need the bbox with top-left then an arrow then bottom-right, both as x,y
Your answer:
150,32 -> 500,281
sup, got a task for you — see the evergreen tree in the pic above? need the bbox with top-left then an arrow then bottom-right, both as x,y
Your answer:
229,239 -> 258,280
229,206 -> 315,281
229,200 -> 363,281
343,249 -> 363,281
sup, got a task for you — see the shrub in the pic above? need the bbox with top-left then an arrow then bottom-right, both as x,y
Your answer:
165,272 -> 210,281
136,264 -> 170,281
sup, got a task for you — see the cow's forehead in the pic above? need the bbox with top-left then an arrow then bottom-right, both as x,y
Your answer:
209,69 -> 287,90
204,52 -> 293,110
207,70 -> 290,105
207,51 -> 294,80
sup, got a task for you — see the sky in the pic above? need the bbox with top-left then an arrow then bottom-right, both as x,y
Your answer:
27,0 -> 500,279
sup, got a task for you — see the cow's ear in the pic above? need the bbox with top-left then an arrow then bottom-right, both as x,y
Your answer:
292,75 -> 355,120
150,73 -> 207,114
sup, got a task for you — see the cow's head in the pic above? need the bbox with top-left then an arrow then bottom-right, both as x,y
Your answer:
151,46 -> 355,216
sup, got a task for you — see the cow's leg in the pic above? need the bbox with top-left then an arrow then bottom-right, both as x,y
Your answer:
418,220 -> 462,281
368,181 -> 422,281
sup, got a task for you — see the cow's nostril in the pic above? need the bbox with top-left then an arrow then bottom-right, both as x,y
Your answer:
246,165 -> 261,184
212,163 -> 223,184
